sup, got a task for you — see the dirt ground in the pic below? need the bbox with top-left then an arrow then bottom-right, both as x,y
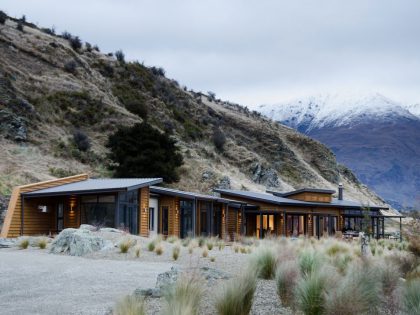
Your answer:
0,248 -> 172,315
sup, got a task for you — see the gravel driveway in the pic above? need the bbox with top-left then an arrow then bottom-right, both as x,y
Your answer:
0,248 -> 172,315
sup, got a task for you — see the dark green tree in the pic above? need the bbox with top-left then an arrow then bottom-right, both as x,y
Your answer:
107,122 -> 183,183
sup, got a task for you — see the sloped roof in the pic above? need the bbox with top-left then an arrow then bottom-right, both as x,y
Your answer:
150,186 -> 245,205
23,178 -> 163,197
214,189 -> 388,210
268,188 -> 336,197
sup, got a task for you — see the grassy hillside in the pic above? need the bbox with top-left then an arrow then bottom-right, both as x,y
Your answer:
0,14 -> 385,206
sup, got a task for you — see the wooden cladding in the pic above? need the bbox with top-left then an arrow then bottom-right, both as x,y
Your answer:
287,192 -> 332,203
1,174 -> 89,238
139,187 -> 150,237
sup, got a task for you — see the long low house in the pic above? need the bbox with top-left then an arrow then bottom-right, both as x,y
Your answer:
0,174 -> 402,239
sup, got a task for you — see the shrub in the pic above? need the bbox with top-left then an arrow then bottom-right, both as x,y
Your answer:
213,128 -> 226,151
147,241 -> 156,252
295,271 -> 328,315
69,36 -> 82,51
155,244 -> 164,255
18,238 -> 29,249
408,236 -> 420,257
250,247 -> 277,279
62,31 -> 72,40
17,21 -> 23,32
403,279 -> 420,315
114,295 -> 145,315
173,245 -> 180,261
150,66 -> 165,76
73,130 -> 91,152
119,237 -> 134,253
207,241 -> 214,250
276,260 -> 300,307
202,248 -> 208,258
210,256 -> 216,262
93,45 -> 100,52
64,60 -> 77,74
115,50 -> 125,63
38,237 -> 48,249
85,42 -> 92,52
325,263 -> 381,315
298,249 -> 323,276
0,11 -> 7,24
107,122 -> 183,183
134,245 -> 141,258
162,274 -> 202,315
207,91 -> 216,101
125,100 -> 148,119
41,27 -> 55,35
215,271 -> 257,315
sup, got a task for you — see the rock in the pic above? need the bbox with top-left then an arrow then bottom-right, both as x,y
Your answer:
99,227 -> 123,233
134,288 -> 162,298
250,162 -> 280,188
156,266 -> 179,290
200,266 -> 230,281
79,224 -> 97,231
0,238 -> 15,248
50,228 -> 106,256
201,170 -> 215,181
217,176 -> 231,189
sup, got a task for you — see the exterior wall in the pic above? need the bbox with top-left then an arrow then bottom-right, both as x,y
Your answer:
227,208 -> 239,241
1,174 -> 89,238
159,195 -> 180,237
287,192 -> 332,203
139,187 -> 150,237
220,203 -> 226,240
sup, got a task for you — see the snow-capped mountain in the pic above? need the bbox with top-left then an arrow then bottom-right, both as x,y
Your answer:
258,93 -> 420,210
259,92 -> 418,133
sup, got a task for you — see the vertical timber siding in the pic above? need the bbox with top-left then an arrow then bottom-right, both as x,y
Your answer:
159,196 -> 180,237
139,187 -> 150,237
0,174 -> 89,238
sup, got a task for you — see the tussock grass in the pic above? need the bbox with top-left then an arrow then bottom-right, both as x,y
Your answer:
119,237 -> 134,254
295,270 -> 328,315
215,270 -> 257,315
167,235 -> 178,244
202,247 -> 208,258
325,243 -> 348,256
250,247 -> 277,279
210,256 -> 216,262
173,245 -> 180,260
206,240 -> 214,250
147,240 -> 156,252
403,279 -> 420,315
298,249 -> 323,276
217,240 -> 225,250
114,295 -> 145,315
155,243 -> 164,255
276,260 -> 300,307
134,245 -> 141,258
37,237 -> 48,249
18,238 -> 29,249
162,274 -> 202,315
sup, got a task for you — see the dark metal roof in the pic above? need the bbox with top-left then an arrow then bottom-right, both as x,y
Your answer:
150,186 -> 246,205
214,189 -> 388,210
23,178 -> 163,197
267,188 -> 336,197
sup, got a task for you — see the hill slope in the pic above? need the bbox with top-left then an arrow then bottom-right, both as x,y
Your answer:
259,93 -> 420,209
0,16 -> 385,206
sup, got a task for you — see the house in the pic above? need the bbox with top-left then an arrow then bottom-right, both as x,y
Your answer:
0,174 -> 402,240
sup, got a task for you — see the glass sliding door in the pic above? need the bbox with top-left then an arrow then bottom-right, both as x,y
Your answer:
286,214 -> 305,237
180,200 -> 194,238
117,191 -> 138,234
256,214 -> 275,238
81,194 -> 116,229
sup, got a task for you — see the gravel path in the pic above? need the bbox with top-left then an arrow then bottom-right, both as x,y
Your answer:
0,248 -> 172,315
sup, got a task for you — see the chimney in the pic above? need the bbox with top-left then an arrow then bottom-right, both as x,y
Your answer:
338,183 -> 344,200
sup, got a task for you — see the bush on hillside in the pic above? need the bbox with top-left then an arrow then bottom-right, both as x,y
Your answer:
73,130 -> 91,152
69,36 -> 82,51
107,122 -> 183,183
150,66 -> 165,76
115,50 -> 125,63
16,21 -> 24,32
64,60 -> 77,74
61,31 -> 72,40
212,128 -> 226,152
0,11 -> 7,24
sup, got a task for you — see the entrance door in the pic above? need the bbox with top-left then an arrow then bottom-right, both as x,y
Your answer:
57,203 -> 64,232
213,205 -> 222,238
180,200 -> 193,238
149,198 -> 158,236
161,206 -> 169,236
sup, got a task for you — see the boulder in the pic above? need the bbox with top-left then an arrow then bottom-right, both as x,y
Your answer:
79,224 -> 97,231
50,228 -> 106,256
0,238 -> 15,248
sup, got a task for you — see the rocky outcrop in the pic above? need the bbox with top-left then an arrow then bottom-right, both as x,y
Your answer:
217,176 -> 231,189
250,162 -> 280,188
50,228 -> 107,256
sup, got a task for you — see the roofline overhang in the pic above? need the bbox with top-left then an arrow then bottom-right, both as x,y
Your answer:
214,189 -> 388,210
22,178 -> 163,198
268,188 -> 336,197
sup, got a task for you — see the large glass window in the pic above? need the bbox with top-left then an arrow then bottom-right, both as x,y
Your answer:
200,202 -> 210,235
81,195 -> 116,228
118,191 -> 138,234
256,214 -> 275,237
180,200 -> 194,238
286,214 -> 305,237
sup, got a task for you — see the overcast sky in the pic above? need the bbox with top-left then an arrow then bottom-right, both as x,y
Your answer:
2,0 -> 420,107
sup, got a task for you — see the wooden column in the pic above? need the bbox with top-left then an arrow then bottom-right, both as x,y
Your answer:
259,212 -> 263,239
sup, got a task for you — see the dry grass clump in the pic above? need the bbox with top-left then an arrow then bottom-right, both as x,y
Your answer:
215,270 -> 257,315
155,243 -> 164,255
217,240 -> 225,250
113,295 -> 145,315
147,240 -> 156,252
134,245 -> 141,258
173,244 -> 181,260
167,235 -> 178,244
197,237 -> 206,247
37,237 -> 48,249
275,260 -> 300,307
18,238 -> 29,249
202,247 -> 209,258
250,247 -> 277,279
325,242 -> 349,256
119,237 -> 135,254
298,249 -> 323,276
210,256 -> 216,262
403,279 -> 420,315
408,235 -> 420,257
162,274 -> 202,315
295,270 -> 329,315
233,243 -> 240,253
